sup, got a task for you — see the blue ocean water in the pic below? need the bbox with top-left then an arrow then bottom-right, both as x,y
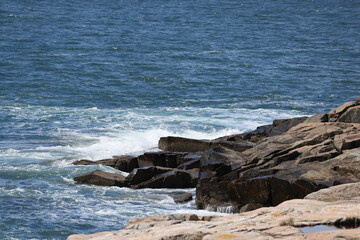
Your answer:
0,0 -> 359,239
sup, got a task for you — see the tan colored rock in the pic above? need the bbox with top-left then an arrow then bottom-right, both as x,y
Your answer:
337,105 -> 360,123
67,199 -> 360,240
327,101 -> 355,122
305,182 -> 360,202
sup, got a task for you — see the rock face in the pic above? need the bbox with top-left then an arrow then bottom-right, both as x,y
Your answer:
67,198 -> 360,240
72,152 -> 201,189
74,167 -> 198,189
196,98 -> 360,212
158,136 -> 211,152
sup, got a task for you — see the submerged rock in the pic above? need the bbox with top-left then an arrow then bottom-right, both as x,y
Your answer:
72,159 -> 117,168
172,192 -> 193,203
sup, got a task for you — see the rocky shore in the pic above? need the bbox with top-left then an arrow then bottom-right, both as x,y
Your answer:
68,97 -> 360,239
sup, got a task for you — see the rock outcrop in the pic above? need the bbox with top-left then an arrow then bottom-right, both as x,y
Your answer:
73,151 -> 200,189
196,98 -> 360,212
67,198 -> 360,240
72,97 -> 360,212
305,182 -> 360,202
68,97 -> 360,240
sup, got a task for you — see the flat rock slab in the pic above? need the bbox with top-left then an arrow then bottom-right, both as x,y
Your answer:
67,198 -> 360,240
74,170 -> 127,187
305,182 -> 360,202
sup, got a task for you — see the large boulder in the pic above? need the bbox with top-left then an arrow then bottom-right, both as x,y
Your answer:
72,155 -> 138,173
337,106 -> 360,123
113,155 -> 139,172
74,170 -> 128,187
327,101 -> 356,122
227,177 -> 323,208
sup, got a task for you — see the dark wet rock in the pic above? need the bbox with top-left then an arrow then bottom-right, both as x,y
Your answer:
176,153 -> 201,169
158,136 -> 210,152
239,124 -> 273,143
113,155 -> 139,172
199,146 -> 245,180
177,158 -> 200,170
133,169 -> 197,189
72,159 -> 97,165
137,151 -> 188,168
74,170 -> 128,187
210,140 -> 255,152
172,193 -> 193,203
72,159 -> 117,168
230,177 -> 323,207
126,166 -> 172,186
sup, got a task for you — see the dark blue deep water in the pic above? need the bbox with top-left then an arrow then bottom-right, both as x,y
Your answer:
1,1 -> 359,239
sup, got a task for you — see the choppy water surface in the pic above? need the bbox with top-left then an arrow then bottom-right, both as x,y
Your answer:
1,1 -> 359,239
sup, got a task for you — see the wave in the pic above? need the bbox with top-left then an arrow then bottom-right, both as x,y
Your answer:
0,104 -> 306,162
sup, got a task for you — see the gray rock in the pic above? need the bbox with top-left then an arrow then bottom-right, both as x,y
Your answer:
158,136 -> 210,153
172,193 -> 193,203
337,106 -> 360,123
74,170 -> 128,187
126,166 -> 172,186
303,113 -> 328,123
133,169 -> 197,189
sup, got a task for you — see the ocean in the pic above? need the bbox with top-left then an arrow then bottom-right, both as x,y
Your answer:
1,0 -> 359,239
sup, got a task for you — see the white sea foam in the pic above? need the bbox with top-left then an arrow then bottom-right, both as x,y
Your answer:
1,104 -> 305,164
